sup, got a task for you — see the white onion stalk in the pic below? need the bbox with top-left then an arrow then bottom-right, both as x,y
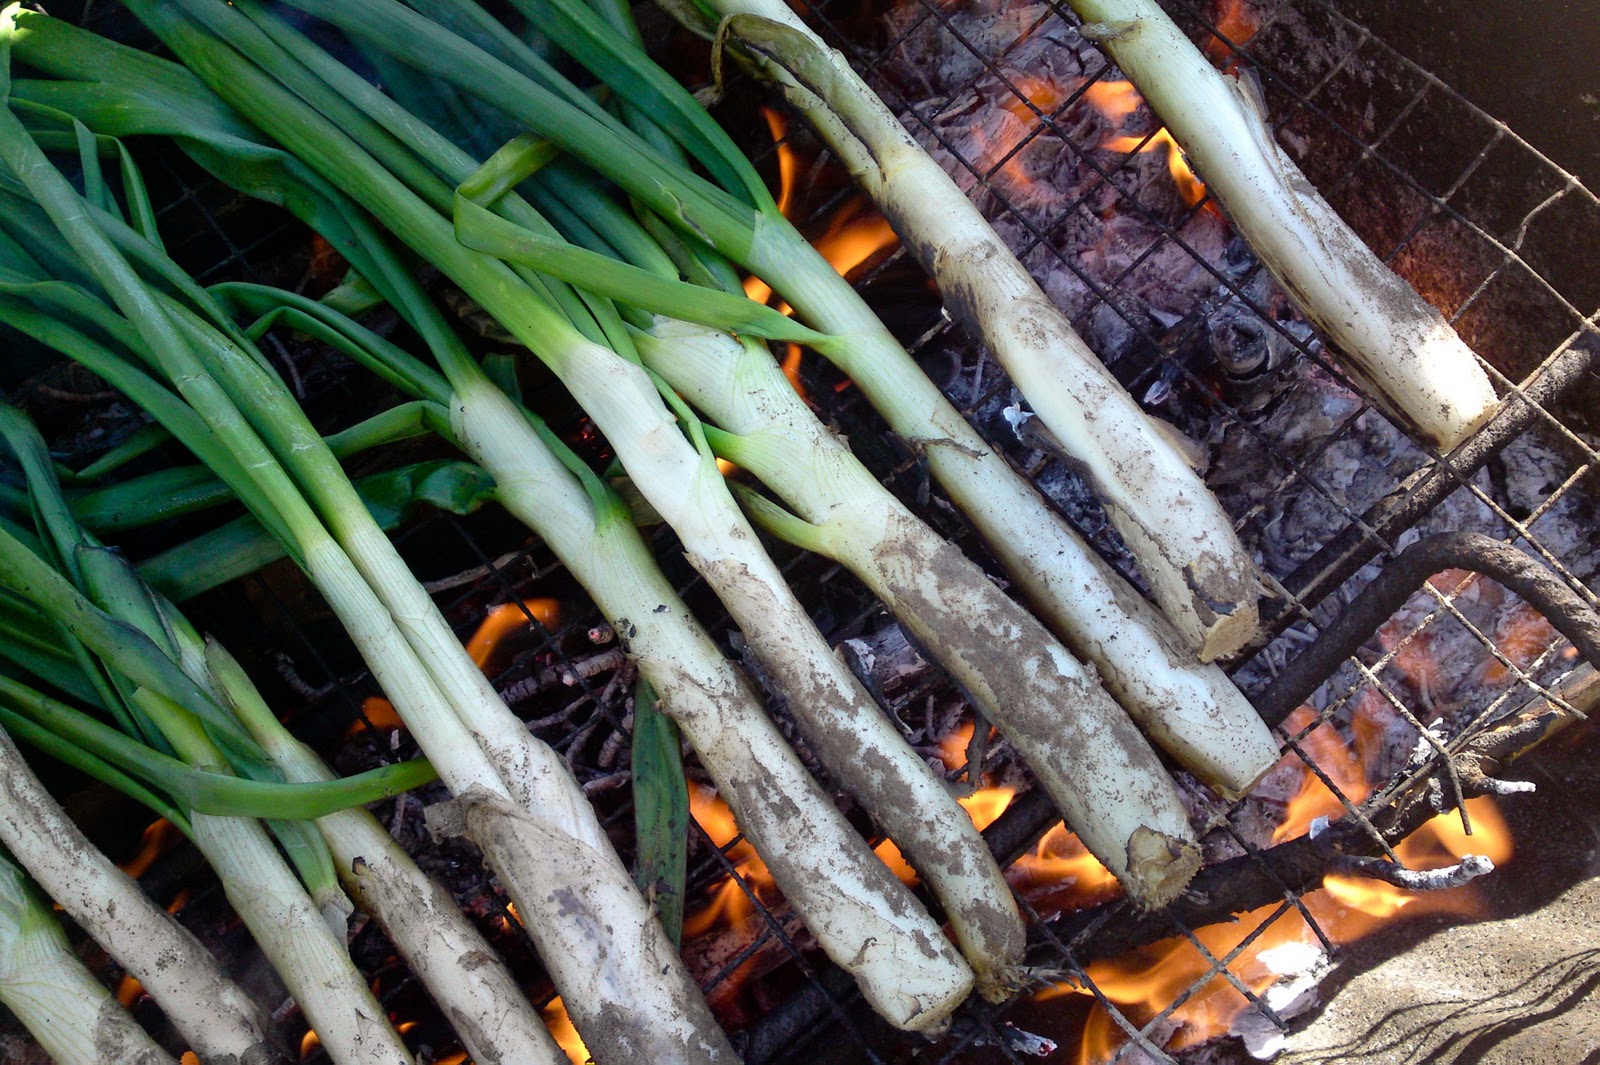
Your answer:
639,320 -> 1202,906
452,374 -> 993,1016
1057,0 -> 1498,451
0,46 -> 733,1061
0,726 -> 279,1065
0,853 -> 176,1065
198,638 -> 568,1065
123,0 -> 994,1028
703,0 -> 1263,660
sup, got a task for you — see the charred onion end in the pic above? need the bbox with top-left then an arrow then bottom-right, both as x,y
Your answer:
441,787 -> 739,1065
1124,827 -> 1203,911
1066,0 -> 1500,454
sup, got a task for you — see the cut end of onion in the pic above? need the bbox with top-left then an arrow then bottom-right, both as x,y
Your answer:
1124,826 -> 1202,910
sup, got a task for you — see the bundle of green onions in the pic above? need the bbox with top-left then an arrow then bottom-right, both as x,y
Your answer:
0,407 -> 431,1063
0,45 -> 741,1062
0,0 -> 1306,1054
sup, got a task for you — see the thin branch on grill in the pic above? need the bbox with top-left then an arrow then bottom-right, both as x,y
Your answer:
1328,852 -> 1494,891
1060,0 -> 1499,452
694,0 -> 1264,662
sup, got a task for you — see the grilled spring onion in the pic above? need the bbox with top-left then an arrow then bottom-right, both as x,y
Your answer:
61,0 -> 994,1030
224,285 -> 1005,1014
0,78 -> 733,1065
0,723 -> 280,1064
1069,0 -> 1496,450
685,0 -> 1263,660
0,412 -> 425,1065
0,400 -> 564,1065
0,852 -> 177,1065
381,0 -> 1255,661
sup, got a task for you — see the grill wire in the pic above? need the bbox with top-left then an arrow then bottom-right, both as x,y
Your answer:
8,0 -> 1598,1063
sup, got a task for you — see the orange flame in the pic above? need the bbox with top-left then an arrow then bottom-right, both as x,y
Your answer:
544,998 -> 590,1064
116,973 -> 143,1008
1049,689 -> 1516,1063
1086,79 -> 1208,209
116,820 -> 181,879
682,785 -> 779,939
349,598 -> 560,736
1206,0 -> 1260,62
299,1030 -> 320,1060
742,108 -> 896,400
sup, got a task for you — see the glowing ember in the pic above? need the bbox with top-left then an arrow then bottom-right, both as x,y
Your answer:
116,973 -> 143,1008
544,998 -> 590,1064
181,1054 -> 200,1065
1206,0 -> 1261,63
349,598 -> 560,736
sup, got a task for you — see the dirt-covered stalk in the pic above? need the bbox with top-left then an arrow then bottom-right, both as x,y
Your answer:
109,2 -> 1003,1030
638,321 -> 1202,905
451,373 -> 989,1015
200,640 -> 568,1065
0,854 -> 176,1065
0,726 -> 281,1065
1063,0 -> 1497,450
704,0 -> 1264,659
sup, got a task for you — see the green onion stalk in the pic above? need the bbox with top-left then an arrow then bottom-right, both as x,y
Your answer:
379,2 -> 1271,804
0,407 -> 568,1065
266,0 -> 1260,661
64,0 -> 1012,1024
1065,0 -> 1499,452
0,12 -> 744,1058
0,851 -> 177,1065
0,721 -> 281,1064
0,407 -> 431,1065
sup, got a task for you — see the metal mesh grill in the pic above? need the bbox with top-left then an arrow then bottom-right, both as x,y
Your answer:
8,1 -> 1597,1063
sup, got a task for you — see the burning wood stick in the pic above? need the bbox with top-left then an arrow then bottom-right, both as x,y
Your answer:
696,0 -> 1264,661
1061,0 -> 1500,452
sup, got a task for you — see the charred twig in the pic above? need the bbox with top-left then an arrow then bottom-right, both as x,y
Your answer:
1328,853 -> 1495,891
497,649 -> 628,703
1255,531 -> 1600,729
420,549 -> 527,593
